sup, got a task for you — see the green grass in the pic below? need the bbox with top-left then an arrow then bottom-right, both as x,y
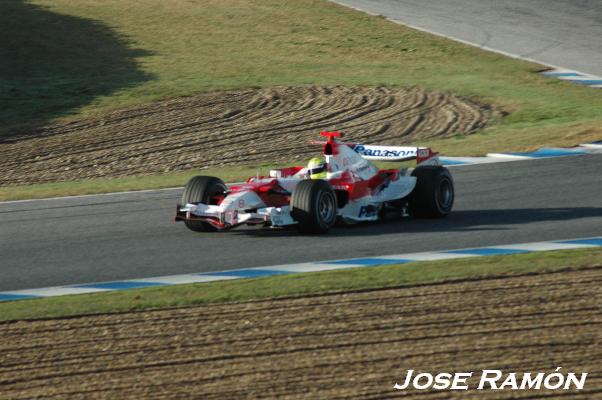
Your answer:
1,248 -> 599,321
4,0 -> 602,138
0,164 -> 280,201
2,0 -> 601,198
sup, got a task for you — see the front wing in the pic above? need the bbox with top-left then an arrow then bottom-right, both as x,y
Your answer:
175,203 -> 296,230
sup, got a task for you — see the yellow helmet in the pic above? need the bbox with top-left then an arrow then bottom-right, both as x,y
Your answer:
307,156 -> 327,179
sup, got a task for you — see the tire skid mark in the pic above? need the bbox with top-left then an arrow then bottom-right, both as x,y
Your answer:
0,86 -> 501,186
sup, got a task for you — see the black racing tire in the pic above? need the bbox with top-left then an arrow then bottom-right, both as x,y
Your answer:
181,176 -> 227,232
291,179 -> 337,234
409,166 -> 454,218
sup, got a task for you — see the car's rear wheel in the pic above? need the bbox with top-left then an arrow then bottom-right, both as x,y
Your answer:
291,179 -> 337,233
409,166 -> 454,218
181,176 -> 227,232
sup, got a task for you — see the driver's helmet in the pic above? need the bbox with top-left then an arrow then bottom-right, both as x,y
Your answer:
307,156 -> 327,179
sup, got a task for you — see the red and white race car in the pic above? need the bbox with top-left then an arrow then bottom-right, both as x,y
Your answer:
175,131 -> 454,233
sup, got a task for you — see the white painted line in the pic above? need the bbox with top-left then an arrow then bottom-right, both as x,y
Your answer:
580,143 -> 602,149
0,182 -> 250,205
443,157 -> 493,163
487,150 -> 591,159
538,69 -> 602,88
542,68 -> 583,75
0,186 -> 183,205
256,262 -> 369,273
442,156 -> 516,165
560,76 -> 602,82
7,287 -> 113,297
486,153 -> 532,159
557,75 -> 601,81
491,242 -> 595,252
387,252 -> 479,261
134,274 -> 240,284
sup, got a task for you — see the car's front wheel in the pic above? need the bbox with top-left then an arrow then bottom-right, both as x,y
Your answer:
181,176 -> 227,232
291,179 -> 337,233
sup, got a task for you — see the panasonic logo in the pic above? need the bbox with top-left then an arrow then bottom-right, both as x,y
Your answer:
353,145 -> 415,158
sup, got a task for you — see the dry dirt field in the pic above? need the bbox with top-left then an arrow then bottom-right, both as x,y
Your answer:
0,86 -> 501,186
0,266 -> 600,399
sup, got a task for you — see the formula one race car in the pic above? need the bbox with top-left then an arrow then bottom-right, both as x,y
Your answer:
175,131 -> 454,233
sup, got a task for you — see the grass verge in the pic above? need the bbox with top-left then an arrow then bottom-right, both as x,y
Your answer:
1,248 -> 599,322
0,164 -> 277,201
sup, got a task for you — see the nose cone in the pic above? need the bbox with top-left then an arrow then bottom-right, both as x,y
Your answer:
219,190 -> 265,211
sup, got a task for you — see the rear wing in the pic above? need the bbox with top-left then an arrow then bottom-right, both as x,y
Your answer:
311,133 -> 440,165
350,144 -> 440,165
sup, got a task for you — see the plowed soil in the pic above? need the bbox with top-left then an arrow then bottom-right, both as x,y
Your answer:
1,266 -> 600,399
0,86 -> 501,186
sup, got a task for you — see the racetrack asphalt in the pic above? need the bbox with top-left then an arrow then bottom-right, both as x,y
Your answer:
1,154 -> 601,292
331,0 -> 602,77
